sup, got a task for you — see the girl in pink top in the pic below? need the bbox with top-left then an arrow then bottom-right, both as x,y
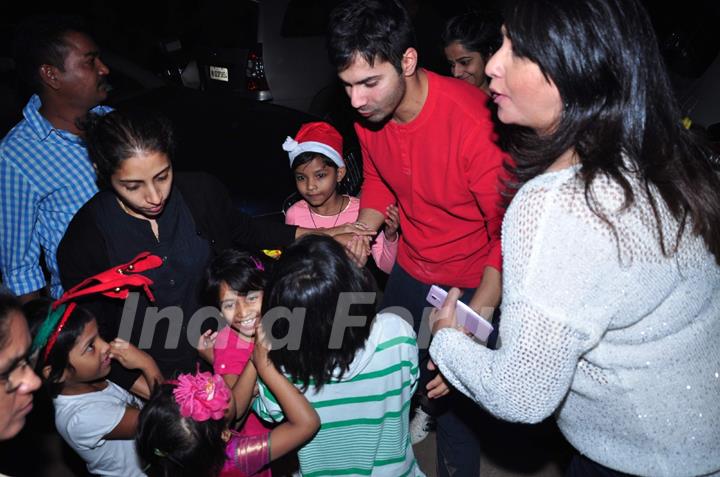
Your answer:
197,250 -> 273,477
282,122 -> 399,273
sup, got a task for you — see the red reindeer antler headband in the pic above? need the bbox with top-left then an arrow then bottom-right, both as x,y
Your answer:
31,252 -> 163,362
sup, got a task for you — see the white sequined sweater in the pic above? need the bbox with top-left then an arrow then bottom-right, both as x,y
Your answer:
430,165 -> 720,476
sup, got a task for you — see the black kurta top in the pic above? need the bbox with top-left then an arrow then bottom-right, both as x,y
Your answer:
58,172 -> 296,388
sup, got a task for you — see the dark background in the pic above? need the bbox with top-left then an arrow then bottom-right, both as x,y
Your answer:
3,0 -> 719,101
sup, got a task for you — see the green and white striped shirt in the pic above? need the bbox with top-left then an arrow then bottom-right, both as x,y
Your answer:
254,313 -> 424,477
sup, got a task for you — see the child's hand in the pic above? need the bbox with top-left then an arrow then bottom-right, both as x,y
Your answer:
426,360 -> 451,399
346,235 -> 371,267
384,204 -> 400,241
197,329 -> 218,364
252,322 -> 272,370
110,338 -> 152,370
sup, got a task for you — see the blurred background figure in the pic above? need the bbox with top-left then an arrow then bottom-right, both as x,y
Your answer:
442,10 -> 502,93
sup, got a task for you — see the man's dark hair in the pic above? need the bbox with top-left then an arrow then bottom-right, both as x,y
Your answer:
263,235 -> 377,391
327,0 -> 416,73
13,14 -> 89,95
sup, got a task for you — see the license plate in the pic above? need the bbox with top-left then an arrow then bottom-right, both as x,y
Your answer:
209,66 -> 229,82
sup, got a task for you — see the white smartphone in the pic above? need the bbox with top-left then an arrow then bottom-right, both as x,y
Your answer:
426,285 -> 494,341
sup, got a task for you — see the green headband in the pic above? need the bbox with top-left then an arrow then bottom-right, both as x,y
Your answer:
29,303 -> 68,357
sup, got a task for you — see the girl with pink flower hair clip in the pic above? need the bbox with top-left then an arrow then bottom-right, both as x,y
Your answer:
136,322 -> 319,477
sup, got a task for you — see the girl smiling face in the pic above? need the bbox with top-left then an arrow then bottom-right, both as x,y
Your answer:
218,282 -> 263,340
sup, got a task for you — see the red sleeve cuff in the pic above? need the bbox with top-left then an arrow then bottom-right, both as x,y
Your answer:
485,242 -> 503,273
359,182 -> 395,215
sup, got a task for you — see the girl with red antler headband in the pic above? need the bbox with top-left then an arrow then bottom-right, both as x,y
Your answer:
26,253 -> 164,477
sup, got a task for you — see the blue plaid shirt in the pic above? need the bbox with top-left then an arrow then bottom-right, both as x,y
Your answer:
0,95 -> 111,298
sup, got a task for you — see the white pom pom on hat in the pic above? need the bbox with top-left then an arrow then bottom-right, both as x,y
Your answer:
282,122 -> 345,168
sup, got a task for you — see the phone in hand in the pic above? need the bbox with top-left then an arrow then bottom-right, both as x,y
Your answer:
426,285 -> 494,341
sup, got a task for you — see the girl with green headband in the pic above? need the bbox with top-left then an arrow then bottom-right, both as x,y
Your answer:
26,253 -> 164,477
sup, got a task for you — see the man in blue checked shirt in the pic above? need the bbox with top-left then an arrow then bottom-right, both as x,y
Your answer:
0,15 -> 111,301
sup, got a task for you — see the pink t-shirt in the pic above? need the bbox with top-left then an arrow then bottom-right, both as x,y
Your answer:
285,195 -> 398,273
214,326 -> 272,477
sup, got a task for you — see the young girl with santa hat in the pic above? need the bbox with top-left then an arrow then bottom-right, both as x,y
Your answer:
282,122 -> 399,273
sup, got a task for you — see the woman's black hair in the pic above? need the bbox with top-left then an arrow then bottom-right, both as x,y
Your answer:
501,0 -> 720,264
263,235 -> 377,391
441,10 -> 503,60
24,298 -> 95,397
83,108 -> 175,189
136,383 -> 226,477
0,293 -> 23,349
291,151 -> 349,195
203,249 -> 268,306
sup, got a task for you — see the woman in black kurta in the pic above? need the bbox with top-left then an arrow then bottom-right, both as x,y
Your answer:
57,109 -> 352,391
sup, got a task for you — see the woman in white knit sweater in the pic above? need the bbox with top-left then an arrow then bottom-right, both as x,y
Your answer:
428,0 -> 720,476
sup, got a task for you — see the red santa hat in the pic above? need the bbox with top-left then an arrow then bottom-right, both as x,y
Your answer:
282,121 -> 345,168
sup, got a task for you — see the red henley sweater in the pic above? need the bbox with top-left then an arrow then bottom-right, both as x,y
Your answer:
357,70 -> 509,288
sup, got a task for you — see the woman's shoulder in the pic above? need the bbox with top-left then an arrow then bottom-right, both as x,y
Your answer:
61,191 -> 112,244
69,189 -> 113,220
508,166 -> 583,216
502,165 -> 602,256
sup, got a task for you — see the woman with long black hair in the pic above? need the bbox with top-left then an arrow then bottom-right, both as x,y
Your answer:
429,0 -> 720,475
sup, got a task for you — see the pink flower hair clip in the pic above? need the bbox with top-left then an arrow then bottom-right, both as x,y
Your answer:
171,369 -> 231,421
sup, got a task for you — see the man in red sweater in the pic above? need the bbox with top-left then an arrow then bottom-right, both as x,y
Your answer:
328,1 -> 509,476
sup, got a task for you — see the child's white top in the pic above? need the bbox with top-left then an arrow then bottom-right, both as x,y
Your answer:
430,165 -> 720,476
54,381 -> 146,477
